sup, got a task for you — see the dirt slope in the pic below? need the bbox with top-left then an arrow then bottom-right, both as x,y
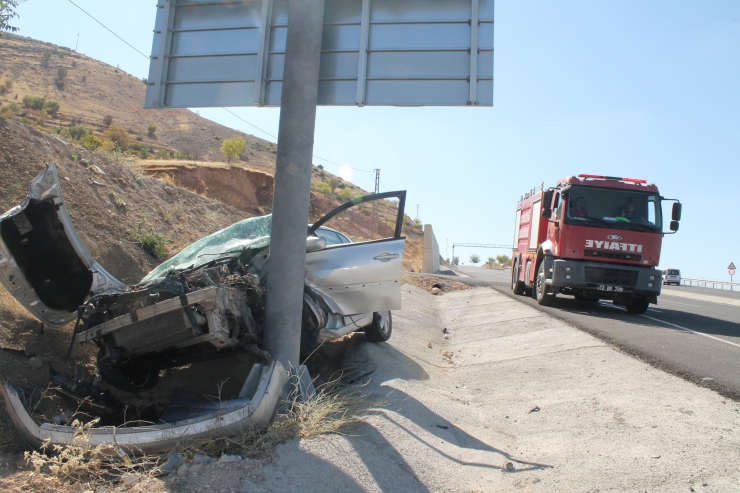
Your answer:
0,33 -> 277,168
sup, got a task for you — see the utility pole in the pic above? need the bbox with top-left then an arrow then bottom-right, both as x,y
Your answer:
263,0 -> 325,370
415,204 -> 420,222
75,33 -> 80,52
371,169 -> 380,238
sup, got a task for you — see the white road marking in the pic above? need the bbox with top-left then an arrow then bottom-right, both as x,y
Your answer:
638,314 -> 740,350
659,299 -> 702,308
647,308 -> 663,313
597,301 -> 740,350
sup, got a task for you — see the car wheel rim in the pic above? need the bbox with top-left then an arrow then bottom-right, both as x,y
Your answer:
377,312 -> 390,334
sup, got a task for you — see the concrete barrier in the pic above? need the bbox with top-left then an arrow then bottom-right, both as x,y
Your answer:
422,224 -> 440,273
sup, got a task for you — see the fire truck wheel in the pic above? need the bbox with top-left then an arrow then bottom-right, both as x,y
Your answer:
534,262 -> 556,306
626,298 -> 649,314
511,260 -> 525,295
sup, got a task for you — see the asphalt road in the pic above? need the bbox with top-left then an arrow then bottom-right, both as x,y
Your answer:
453,266 -> 740,400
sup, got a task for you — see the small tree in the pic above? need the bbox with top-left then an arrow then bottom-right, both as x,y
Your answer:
328,178 -> 341,191
469,253 -> 481,265
57,66 -> 68,80
40,52 -> 51,67
220,137 -> 245,163
496,254 -> 511,266
102,114 -> 113,128
147,122 -> 157,136
0,1 -> 24,36
487,257 -> 495,267
102,125 -> 131,150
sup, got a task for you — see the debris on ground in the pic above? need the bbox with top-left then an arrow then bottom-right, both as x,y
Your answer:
402,273 -> 471,294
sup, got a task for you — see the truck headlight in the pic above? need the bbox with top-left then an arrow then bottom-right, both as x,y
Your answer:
565,267 -> 571,272
566,274 -> 572,280
649,275 -> 655,280
648,282 -> 654,288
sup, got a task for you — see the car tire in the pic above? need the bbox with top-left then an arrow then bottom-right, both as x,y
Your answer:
364,311 -> 392,343
512,260 -> 525,295
626,298 -> 649,314
534,262 -> 555,306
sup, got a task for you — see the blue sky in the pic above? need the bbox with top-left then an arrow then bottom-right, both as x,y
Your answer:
12,1 -> 740,279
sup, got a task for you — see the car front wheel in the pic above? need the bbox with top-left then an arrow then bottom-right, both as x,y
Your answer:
364,311 -> 392,342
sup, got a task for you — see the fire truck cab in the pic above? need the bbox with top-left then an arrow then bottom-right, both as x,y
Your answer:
511,175 -> 682,314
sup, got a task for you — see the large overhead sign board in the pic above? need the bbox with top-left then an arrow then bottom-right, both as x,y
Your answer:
145,0 -> 494,108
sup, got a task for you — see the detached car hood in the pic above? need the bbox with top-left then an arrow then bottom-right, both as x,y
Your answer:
0,163 -> 126,329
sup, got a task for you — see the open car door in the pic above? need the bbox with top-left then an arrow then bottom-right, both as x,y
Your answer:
305,191 -> 406,316
0,164 -> 126,329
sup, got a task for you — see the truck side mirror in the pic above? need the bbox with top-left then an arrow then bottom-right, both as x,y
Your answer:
670,220 -> 679,232
542,190 -> 554,208
672,202 -> 682,221
541,209 -> 552,219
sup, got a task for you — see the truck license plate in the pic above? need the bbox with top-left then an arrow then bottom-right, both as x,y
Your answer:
597,284 -> 623,292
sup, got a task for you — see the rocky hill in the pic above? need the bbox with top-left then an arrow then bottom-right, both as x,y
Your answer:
0,33 -> 277,168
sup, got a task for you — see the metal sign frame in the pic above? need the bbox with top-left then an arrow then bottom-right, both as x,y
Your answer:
145,0 -> 494,108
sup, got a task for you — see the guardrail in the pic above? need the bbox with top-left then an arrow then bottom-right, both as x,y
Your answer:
680,278 -> 740,291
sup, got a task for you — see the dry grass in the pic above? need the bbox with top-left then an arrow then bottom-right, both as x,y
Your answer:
16,377 -> 373,489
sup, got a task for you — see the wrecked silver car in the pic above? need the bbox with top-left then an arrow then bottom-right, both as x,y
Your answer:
0,163 -> 406,452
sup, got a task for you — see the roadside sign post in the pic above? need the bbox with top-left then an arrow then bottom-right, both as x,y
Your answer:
145,0 -> 494,372
729,262 -> 736,283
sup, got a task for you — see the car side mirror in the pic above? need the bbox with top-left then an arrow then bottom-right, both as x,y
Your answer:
672,202 -> 682,221
670,220 -> 679,232
306,236 -> 327,253
541,209 -> 552,219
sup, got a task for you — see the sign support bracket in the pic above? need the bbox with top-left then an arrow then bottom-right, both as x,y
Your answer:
355,0 -> 371,107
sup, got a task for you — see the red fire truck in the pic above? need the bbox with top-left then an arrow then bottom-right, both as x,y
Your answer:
511,174 -> 682,314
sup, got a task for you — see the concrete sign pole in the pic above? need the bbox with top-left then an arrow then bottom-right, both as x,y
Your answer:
263,0 -> 326,368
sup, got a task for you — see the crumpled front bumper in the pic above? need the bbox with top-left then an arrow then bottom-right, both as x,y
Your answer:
1,361 -> 287,455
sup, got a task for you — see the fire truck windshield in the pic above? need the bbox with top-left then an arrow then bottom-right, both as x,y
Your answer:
563,186 -> 662,232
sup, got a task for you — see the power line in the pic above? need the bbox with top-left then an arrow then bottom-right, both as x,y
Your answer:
223,108 -> 374,173
222,107 -> 278,141
66,0 -> 150,60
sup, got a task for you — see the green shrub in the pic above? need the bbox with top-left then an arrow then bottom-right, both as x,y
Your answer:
57,66 -> 68,80
83,135 -> 104,150
174,150 -> 194,160
360,208 -> 372,216
338,188 -> 353,201
313,182 -> 331,195
316,164 -> 324,169
328,178 -> 341,191
130,142 -> 150,159
22,95 -> 45,110
43,100 -> 60,116
62,125 -> 89,140
41,52 -> 51,67
102,125 -> 131,150
156,148 -> 169,160
102,115 -> 113,128
147,122 -> 157,135
131,220 -> 168,259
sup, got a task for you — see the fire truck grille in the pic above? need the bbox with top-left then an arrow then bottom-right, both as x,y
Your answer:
584,266 -> 639,288
584,249 -> 642,262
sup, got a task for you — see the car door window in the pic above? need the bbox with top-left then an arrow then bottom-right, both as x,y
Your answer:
337,232 -> 352,244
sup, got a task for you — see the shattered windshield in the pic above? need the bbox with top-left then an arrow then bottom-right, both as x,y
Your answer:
142,215 -> 272,282
564,186 -> 662,232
